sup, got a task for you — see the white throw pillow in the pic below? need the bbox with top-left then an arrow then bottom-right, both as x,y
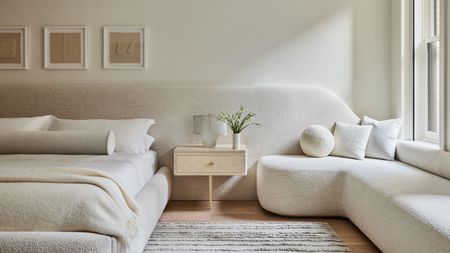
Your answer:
361,116 -> 402,160
0,115 -> 54,131
0,130 -> 115,155
300,125 -> 334,157
50,118 -> 155,154
331,122 -> 372,160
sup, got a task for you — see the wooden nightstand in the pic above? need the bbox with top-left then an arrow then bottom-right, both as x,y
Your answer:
174,144 -> 247,209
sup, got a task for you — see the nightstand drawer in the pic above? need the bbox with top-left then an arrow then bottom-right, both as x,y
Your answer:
175,154 -> 246,175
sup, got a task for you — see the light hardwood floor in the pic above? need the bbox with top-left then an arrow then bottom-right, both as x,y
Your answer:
160,200 -> 381,253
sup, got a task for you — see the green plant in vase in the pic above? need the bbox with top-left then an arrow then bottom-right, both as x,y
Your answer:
217,105 -> 261,149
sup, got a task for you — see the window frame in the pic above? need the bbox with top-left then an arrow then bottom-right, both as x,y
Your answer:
414,0 -> 441,144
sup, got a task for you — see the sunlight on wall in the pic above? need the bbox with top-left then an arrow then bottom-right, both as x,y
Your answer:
223,9 -> 353,104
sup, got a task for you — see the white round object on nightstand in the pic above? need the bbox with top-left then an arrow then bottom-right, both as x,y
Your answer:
300,125 -> 334,157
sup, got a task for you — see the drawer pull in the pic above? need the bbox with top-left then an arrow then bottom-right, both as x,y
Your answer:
207,161 -> 215,166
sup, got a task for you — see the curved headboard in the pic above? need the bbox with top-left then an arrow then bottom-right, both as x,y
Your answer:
0,84 -> 359,200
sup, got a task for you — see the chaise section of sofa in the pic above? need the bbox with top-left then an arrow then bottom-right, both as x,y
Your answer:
257,140 -> 450,253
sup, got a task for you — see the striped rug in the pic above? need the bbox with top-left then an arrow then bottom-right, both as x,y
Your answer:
144,222 -> 351,252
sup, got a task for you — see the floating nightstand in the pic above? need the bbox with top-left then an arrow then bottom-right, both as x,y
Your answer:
174,144 -> 247,209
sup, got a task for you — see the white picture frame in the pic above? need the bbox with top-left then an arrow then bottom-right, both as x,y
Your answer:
0,27 -> 28,69
44,26 -> 87,69
103,26 -> 148,69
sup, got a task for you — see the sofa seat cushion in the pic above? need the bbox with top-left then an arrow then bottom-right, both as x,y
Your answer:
346,159 -> 450,197
344,166 -> 450,252
258,155 -> 373,216
345,160 -> 450,233
353,163 -> 449,222
343,171 -> 450,253
343,162 -> 450,253
258,155 -> 347,216
395,195 -> 450,238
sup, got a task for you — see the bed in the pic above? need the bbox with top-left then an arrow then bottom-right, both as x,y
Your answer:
0,152 -> 171,253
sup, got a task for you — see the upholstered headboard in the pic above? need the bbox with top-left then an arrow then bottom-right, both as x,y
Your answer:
0,84 -> 359,200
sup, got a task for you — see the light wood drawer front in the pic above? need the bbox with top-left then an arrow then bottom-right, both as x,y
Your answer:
175,154 -> 245,175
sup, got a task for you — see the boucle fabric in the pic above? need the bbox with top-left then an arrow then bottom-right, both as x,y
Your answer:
361,116 -> 401,160
0,167 -> 140,252
331,122 -> 372,160
300,125 -> 334,157
0,84 -> 360,200
0,167 -> 172,253
343,168 -> 450,253
257,154 -> 450,253
396,140 -> 450,180
257,155 -> 347,216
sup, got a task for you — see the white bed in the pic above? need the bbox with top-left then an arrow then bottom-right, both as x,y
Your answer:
0,151 -> 158,197
0,151 -> 171,253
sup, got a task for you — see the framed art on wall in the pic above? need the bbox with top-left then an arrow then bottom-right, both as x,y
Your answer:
103,26 -> 147,69
0,27 -> 27,69
44,26 -> 87,69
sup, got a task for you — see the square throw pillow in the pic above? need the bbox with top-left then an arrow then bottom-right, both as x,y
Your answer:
331,122 -> 373,160
361,116 -> 402,160
0,115 -> 54,131
50,118 -> 155,154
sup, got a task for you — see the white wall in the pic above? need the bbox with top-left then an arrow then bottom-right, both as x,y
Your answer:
0,0 -> 392,118
352,0 -> 392,119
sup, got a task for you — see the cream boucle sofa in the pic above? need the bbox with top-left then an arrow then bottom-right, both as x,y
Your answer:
257,141 -> 450,253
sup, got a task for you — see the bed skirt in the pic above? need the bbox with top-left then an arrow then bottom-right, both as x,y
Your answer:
0,167 -> 172,253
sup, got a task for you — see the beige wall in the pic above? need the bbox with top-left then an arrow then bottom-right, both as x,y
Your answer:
0,0 -> 392,118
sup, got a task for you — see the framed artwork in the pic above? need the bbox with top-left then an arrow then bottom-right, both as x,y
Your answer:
0,27 -> 27,69
44,26 -> 87,69
103,26 -> 147,69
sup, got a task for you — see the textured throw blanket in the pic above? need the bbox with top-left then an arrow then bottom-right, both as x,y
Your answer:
0,167 -> 141,252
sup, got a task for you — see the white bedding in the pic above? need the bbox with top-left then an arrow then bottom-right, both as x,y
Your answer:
0,151 -> 157,197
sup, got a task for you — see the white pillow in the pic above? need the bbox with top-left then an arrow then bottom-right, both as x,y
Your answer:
50,118 -> 155,154
145,135 -> 155,150
0,115 -> 54,131
331,122 -> 373,160
361,116 -> 402,160
300,125 -> 334,157
0,130 -> 115,155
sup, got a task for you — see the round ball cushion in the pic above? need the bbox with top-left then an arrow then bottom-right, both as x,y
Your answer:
300,125 -> 334,157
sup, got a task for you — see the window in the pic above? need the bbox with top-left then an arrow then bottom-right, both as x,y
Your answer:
414,0 -> 441,142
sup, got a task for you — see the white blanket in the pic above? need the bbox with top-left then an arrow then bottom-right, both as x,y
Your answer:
0,152 -> 158,197
0,166 -> 141,252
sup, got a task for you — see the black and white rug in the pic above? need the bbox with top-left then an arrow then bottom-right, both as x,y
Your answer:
144,222 -> 351,252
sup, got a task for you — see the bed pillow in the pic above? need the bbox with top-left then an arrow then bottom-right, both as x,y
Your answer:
0,130 -> 115,155
0,115 -> 54,131
50,118 -> 155,154
361,116 -> 402,160
331,122 -> 373,160
145,135 -> 155,149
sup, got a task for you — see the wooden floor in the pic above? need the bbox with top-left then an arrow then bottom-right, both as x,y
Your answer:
160,200 -> 381,253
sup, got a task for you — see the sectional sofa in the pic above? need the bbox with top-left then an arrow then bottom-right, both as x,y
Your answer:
258,140 -> 450,253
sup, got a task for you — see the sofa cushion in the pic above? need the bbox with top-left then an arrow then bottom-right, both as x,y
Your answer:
361,116 -> 401,160
343,161 -> 450,253
343,171 -> 450,253
395,195 -> 450,238
331,122 -> 373,160
257,155 -> 349,216
396,140 -> 450,180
